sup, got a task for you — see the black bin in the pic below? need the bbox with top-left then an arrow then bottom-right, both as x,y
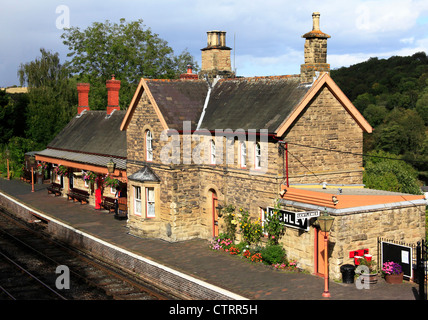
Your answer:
340,264 -> 355,284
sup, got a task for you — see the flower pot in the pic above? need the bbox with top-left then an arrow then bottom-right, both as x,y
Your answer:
359,273 -> 378,285
385,272 -> 404,284
354,256 -> 363,265
364,254 -> 372,262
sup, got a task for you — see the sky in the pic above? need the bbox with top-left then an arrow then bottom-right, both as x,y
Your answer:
1,0 -> 428,87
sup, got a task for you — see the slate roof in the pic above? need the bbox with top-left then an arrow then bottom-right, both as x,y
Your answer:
36,110 -> 127,169
36,148 -> 126,170
128,166 -> 160,182
199,76 -> 311,132
47,110 -> 127,158
145,79 -> 209,131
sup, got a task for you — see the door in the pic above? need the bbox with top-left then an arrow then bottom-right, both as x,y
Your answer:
212,192 -> 218,237
317,228 -> 327,276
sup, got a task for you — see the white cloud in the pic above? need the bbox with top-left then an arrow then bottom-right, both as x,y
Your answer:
2,0 -> 428,86
329,36 -> 428,69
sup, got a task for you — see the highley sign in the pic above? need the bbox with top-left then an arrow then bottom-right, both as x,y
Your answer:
267,207 -> 320,232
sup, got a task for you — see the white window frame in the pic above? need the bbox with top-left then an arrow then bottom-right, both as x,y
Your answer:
240,141 -> 247,168
134,186 -> 142,216
210,139 -> 216,165
146,187 -> 155,218
146,130 -> 153,162
254,142 -> 261,169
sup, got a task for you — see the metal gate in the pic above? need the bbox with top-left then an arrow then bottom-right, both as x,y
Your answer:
416,240 -> 427,300
377,238 -> 416,280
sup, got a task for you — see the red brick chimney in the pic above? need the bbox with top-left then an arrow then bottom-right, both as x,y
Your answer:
76,83 -> 90,115
106,75 -> 121,115
180,64 -> 198,80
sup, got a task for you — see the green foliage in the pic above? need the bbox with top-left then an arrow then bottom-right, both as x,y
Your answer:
363,150 -> 421,194
259,244 -> 286,265
332,52 -> 428,185
263,200 -> 286,245
0,90 -> 28,145
18,48 -> 76,148
363,104 -> 388,127
220,204 -> 238,242
61,18 -> 199,110
1,137 -> 37,178
238,208 -> 262,246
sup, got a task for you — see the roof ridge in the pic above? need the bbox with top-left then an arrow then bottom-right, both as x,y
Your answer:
144,78 -> 205,83
218,75 -> 300,83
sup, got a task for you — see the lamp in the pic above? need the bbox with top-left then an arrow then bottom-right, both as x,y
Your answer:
317,210 -> 334,233
216,204 -> 223,218
5,148 -> 10,180
317,210 -> 335,298
332,195 -> 339,206
29,155 -> 35,192
107,159 -> 116,174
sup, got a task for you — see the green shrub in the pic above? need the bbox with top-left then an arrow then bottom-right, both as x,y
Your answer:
260,244 -> 286,265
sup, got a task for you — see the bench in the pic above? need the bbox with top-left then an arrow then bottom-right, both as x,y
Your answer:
67,188 -> 89,204
102,196 -> 116,213
47,183 -> 62,196
115,197 -> 128,220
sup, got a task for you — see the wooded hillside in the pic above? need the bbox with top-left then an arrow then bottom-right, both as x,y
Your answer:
331,52 -> 428,190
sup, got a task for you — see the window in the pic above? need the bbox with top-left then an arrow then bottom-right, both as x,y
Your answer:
134,186 -> 142,216
146,187 -> 155,218
210,139 -> 216,165
240,141 -> 247,168
146,130 -> 153,161
255,142 -> 261,169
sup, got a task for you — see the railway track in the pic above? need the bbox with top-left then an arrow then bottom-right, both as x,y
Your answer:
0,208 -> 176,300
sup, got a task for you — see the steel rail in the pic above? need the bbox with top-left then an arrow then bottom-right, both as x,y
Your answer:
0,249 -> 67,300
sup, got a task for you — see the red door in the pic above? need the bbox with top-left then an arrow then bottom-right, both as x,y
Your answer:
212,193 -> 218,237
316,228 -> 327,276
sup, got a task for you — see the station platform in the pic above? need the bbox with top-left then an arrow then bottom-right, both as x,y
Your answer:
0,178 -> 421,301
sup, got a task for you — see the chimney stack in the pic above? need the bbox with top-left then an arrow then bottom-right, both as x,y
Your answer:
180,64 -> 198,80
200,30 -> 234,80
77,83 -> 90,115
106,75 -> 121,115
300,12 -> 331,83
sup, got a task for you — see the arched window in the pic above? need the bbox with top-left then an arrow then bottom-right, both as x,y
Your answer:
240,141 -> 247,168
255,142 -> 261,169
146,130 -> 153,161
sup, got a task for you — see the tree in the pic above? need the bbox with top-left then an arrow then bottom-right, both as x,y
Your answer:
363,104 -> 387,127
374,108 -> 425,155
18,48 -> 76,148
363,150 -> 421,194
416,80 -> 428,125
61,19 -> 199,109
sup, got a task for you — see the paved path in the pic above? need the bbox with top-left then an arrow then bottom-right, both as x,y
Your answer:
0,178 -> 422,300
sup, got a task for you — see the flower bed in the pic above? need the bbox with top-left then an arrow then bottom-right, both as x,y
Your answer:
209,234 -> 300,272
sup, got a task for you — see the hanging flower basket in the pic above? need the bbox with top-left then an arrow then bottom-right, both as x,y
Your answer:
54,165 -> 68,176
83,171 -> 97,184
104,174 -> 120,188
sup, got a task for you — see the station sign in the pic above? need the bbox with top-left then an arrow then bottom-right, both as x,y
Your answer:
267,208 -> 319,232
296,210 -> 320,221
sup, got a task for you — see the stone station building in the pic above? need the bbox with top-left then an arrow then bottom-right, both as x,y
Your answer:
36,12 -> 427,280
119,13 -> 427,278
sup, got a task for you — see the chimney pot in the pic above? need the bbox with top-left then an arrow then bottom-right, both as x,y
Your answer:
312,12 -> 320,31
106,75 -> 121,115
76,83 -> 90,115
